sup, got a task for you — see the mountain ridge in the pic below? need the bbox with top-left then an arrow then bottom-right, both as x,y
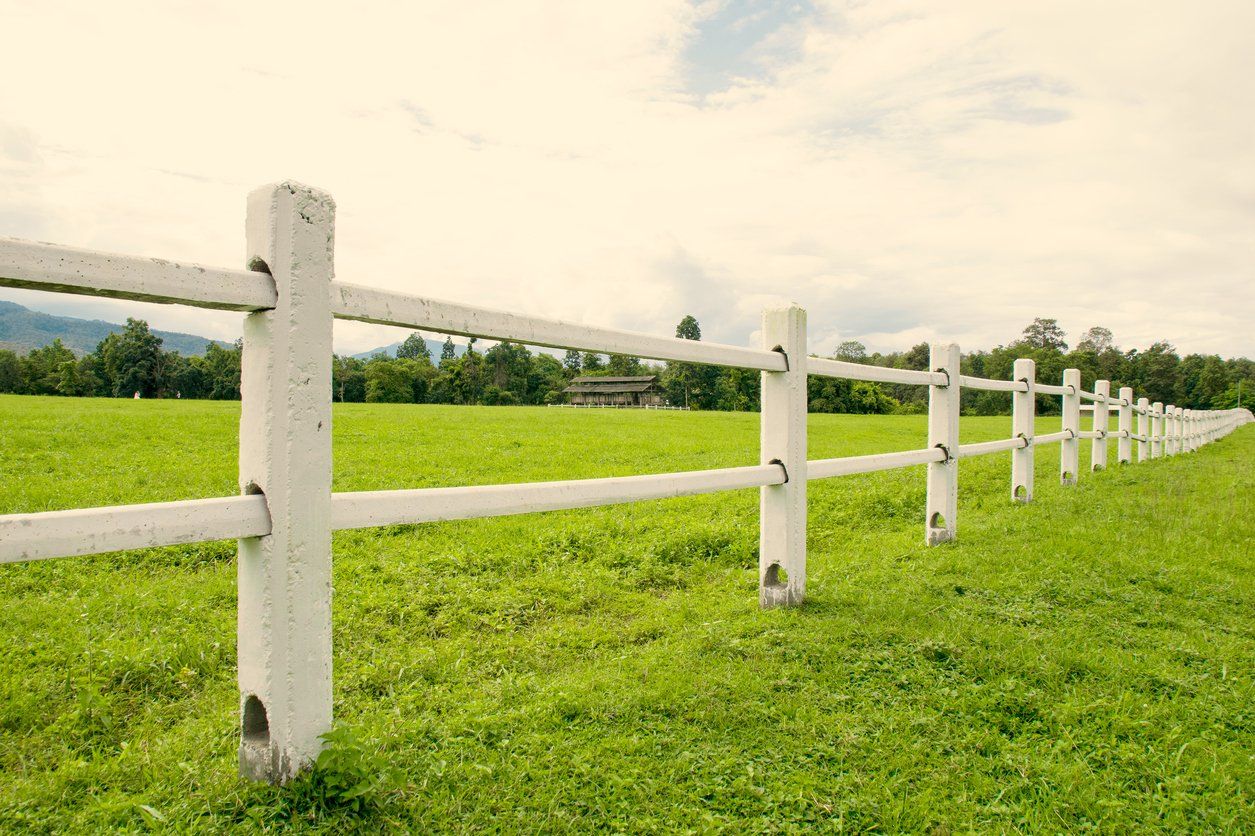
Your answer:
0,301 -> 229,357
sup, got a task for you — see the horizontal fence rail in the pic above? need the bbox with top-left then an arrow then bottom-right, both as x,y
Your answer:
957,375 -> 1029,393
957,437 -> 1030,458
809,357 -> 945,386
0,495 -> 271,563
330,465 -> 786,529
1,179 -> 1250,784
808,447 -> 945,478
0,237 -> 278,311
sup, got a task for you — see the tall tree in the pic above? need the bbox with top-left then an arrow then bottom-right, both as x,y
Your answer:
100,318 -> 164,397
563,349 -> 582,373
440,337 -> 457,365
396,332 -> 431,361
1076,326 -> 1114,353
835,340 -> 867,362
0,350 -> 22,393
675,315 -> 701,341
1021,318 -> 1068,352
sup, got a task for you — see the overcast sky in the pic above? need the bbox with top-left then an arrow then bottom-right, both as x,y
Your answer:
2,0 -> 1253,358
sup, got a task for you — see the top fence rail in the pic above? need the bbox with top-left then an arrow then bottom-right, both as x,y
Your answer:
0,237 -> 276,311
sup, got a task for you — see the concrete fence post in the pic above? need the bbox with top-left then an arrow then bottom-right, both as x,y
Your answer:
926,343 -> 960,544
1163,403 -> 1170,454
1164,406 -> 1174,455
1137,397 -> 1149,462
1117,386 -> 1133,464
1011,358 -> 1035,502
1060,368 -> 1081,485
1092,379 -> 1110,471
759,306 -> 806,608
237,182 -> 336,783
1151,402 -> 1164,458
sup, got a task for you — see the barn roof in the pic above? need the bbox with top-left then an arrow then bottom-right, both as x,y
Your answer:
564,382 -> 657,394
569,375 -> 657,384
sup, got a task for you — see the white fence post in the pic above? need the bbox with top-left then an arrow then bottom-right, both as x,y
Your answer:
1177,407 -> 1188,452
1151,402 -> 1164,458
759,306 -> 806,608
926,343 -> 960,544
1011,358 -> 1035,502
1060,368 -> 1081,485
1117,386 -> 1133,464
1092,379 -> 1110,471
1137,397 -> 1149,461
1167,405 -> 1179,455
237,182 -> 336,783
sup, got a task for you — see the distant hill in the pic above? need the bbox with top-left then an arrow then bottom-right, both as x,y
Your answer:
0,301 -> 229,356
351,338 -> 465,361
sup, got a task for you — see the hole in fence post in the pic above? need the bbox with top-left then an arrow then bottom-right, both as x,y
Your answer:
929,512 -> 947,529
1061,471 -> 1074,484
1013,484 -> 1027,501
242,695 -> 270,745
764,563 -> 789,588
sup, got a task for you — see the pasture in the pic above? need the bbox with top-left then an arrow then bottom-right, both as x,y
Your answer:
0,395 -> 1252,832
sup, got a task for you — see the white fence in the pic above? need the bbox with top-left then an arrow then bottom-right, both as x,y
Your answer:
0,181 -> 1251,784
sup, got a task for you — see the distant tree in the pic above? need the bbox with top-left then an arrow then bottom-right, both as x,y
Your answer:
171,354 -> 212,399
1076,326 -> 1114,354
396,332 -> 430,361
1193,355 -> 1229,408
835,340 -> 867,362
1136,341 -> 1181,405
667,315 -> 706,408
484,341 -> 533,401
900,343 -> 931,370
563,349 -> 582,373
22,339 -> 76,395
203,341 -> 242,399
1022,318 -> 1068,352
100,319 -> 164,397
365,358 -> 419,403
440,337 -> 457,365
0,349 -> 25,393
581,352 -> 604,372
532,353 -> 571,404
607,354 -> 644,376
675,315 -> 701,341
56,360 -> 89,396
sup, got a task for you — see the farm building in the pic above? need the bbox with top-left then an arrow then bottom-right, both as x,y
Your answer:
563,375 -> 666,407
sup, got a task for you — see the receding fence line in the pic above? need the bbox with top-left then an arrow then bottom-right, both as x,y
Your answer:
0,181 -> 1251,784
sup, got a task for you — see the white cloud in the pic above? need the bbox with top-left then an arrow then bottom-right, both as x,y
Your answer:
0,0 -> 1252,358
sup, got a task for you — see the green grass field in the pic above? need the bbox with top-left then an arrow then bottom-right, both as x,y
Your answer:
1,395 -> 1252,832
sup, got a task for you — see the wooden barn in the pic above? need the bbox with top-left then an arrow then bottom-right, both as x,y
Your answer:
563,375 -> 666,407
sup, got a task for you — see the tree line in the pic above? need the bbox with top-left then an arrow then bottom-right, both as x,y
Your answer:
0,315 -> 1249,414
